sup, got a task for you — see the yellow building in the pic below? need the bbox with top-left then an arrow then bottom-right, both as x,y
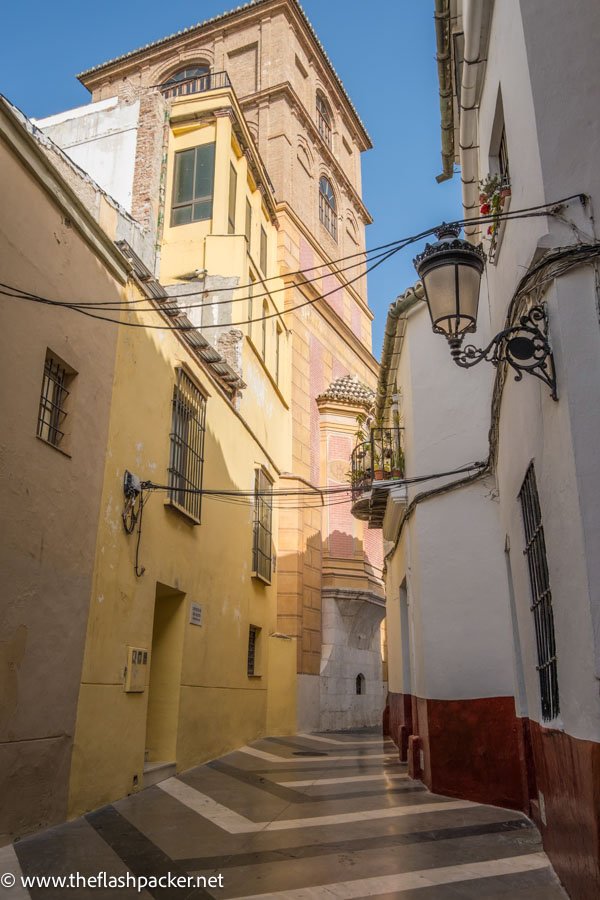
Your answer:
3,0 -> 385,829
66,83 -> 296,817
49,0 -> 385,735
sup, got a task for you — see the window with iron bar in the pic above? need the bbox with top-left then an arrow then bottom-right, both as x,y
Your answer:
228,162 -> 237,234
319,176 -> 337,240
260,226 -> 267,275
248,272 -> 255,341
37,351 -> 74,450
519,463 -> 559,721
168,369 -> 206,523
247,624 -> 261,676
245,198 -> 252,247
499,126 -> 510,185
252,468 -> 273,583
316,94 -> 332,148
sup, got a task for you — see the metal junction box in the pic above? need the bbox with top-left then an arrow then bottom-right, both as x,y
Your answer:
124,646 -> 149,692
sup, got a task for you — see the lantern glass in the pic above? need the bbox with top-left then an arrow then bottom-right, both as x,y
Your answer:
414,227 -> 486,341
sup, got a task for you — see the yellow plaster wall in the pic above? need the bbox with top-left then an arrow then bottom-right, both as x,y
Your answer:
68,251 -> 294,818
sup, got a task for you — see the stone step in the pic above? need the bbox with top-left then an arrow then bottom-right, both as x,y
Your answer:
143,760 -> 176,788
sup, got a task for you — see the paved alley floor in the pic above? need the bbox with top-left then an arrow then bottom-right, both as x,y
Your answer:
1,732 -> 567,899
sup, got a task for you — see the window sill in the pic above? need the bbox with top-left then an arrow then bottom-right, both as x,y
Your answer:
247,673 -> 263,679
252,571 -> 272,586
36,435 -> 72,458
164,499 -> 201,526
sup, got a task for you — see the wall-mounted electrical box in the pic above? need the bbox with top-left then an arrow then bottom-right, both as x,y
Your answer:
124,646 -> 149,692
124,470 -> 141,498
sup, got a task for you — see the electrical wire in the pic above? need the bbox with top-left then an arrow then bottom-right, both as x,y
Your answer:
0,195 -> 587,327
0,241 -> 403,330
139,461 -> 486,506
0,240 -> 394,312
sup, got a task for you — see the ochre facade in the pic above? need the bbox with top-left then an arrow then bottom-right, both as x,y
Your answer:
75,0 -> 384,731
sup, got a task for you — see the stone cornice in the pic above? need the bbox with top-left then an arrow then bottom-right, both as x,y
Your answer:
76,0 -> 372,148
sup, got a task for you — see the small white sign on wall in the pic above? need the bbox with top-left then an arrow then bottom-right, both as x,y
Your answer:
190,602 -> 203,626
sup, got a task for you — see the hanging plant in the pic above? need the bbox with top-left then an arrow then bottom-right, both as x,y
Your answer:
479,173 -> 511,248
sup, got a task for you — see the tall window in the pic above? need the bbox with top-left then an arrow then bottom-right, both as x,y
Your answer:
319,176 -> 337,240
248,273 -> 255,341
252,468 -> 273,582
519,463 -> 559,721
171,143 -> 215,226
168,369 -> 206,522
247,625 -> 261,675
37,351 -> 74,450
260,226 -> 267,274
162,66 -> 210,98
275,324 -> 282,384
228,163 -> 237,234
245,198 -> 252,247
316,93 -> 332,148
262,300 -> 268,360
498,126 -> 510,186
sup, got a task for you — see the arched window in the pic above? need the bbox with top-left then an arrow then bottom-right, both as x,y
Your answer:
319,176 -> 337,240
356,673 -> 366,695
316,93 -> 332,147
162,66 -> 210,98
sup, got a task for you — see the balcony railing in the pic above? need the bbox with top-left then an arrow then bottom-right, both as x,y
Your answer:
161,70 -> 232,100
351,426 -> 404,501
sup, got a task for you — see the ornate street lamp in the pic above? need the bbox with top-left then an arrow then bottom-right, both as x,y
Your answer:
414,224 -> 557,399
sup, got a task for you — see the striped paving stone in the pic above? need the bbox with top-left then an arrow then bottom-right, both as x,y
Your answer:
8,732 -> 567,899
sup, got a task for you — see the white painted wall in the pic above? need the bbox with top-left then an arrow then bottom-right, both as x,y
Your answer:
471,0 -> 600,740
385,302 -> 516,703
36,99 -> 140,213
319,594 -> 385,730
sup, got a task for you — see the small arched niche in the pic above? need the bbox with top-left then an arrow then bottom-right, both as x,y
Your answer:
356,673 -> 366,695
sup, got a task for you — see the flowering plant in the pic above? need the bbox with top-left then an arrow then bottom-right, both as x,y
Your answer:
479,173 -> 511,244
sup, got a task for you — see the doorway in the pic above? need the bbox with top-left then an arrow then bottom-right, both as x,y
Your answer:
144,583 -> 185,781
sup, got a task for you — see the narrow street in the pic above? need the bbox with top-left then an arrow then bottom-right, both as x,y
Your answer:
1,733 -> 566,899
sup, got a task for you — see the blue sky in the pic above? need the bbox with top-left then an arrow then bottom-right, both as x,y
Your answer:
1,0 -> 461,353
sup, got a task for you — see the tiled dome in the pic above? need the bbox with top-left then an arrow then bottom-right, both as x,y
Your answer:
317,374 -> 374,408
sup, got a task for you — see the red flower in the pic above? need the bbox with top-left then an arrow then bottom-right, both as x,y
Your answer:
480,203 -> 491,215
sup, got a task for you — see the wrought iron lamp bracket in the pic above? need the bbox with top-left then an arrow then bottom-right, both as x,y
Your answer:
447,304 -> 558,400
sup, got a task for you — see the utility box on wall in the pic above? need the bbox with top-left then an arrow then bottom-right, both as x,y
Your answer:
124,646 -> 149,692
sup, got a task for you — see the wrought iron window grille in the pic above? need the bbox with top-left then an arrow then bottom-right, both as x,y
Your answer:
519,463 -> 560,721
252,468 -> 273,583
37,353 -> 73,449
167,369 -> 206,522
247,625 -> 260,676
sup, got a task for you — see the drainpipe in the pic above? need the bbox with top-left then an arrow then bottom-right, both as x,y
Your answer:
459,0 -> 486,238
435,0 -> 455,183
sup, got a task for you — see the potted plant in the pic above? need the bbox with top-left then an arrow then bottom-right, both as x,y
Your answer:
373,448 -> 383,480
391,446 -> 405,479
479,172 -> 510,249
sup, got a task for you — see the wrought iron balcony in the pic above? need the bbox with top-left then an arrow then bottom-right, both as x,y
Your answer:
161,71 -> 232,100
351,427 -> 405,526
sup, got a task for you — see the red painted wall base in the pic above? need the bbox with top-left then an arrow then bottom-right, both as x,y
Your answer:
386,691 -> 600,899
